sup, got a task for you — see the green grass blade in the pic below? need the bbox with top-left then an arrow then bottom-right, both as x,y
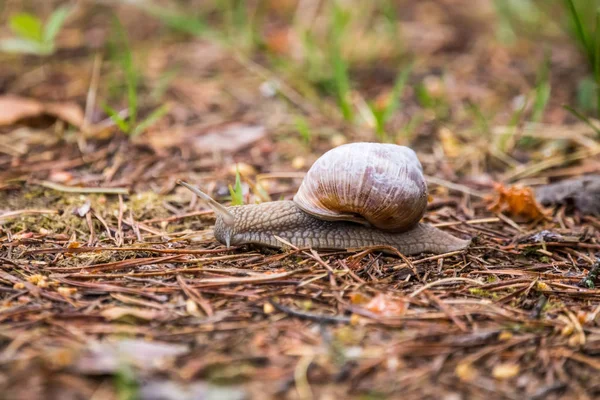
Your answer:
131,105 -> 170,137
595,7 -> 600,119
228,167 -> 244,206
531,53 -> 551,123
294,116 -> 312,146
564,0 -> 592,64
465,100 -> 490,135
43,6 -> 71,44
141,4 -> 207,36
331,2 -> 353,121
102,103 -> 130,133
112,17 -> 138,127
382,64 -> 412,122
563,104 -> 600,137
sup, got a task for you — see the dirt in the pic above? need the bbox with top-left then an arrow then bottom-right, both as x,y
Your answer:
1,1 -> 600,399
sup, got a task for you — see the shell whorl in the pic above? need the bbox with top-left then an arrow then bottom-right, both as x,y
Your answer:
293,143 -> 428,232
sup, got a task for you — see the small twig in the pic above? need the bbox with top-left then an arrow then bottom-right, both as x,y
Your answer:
391,250 -> 465,270
424,175 -> 487,198
503,145 -> 600,182
0,209 -> 59,220
34,180 -> 129,195
432,217 -> 500,228
409,278 -> 484,298
177,275 -> 214,316
268,298 -> 351,324
26,246 -> 235,256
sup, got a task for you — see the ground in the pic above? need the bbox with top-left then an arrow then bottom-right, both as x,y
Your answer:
1,1 -> 600,399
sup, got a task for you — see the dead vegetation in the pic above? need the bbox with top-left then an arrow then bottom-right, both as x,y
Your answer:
1,1 -> 600,399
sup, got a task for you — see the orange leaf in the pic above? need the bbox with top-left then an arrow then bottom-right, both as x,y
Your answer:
365,294 -> 407,317
487,183 -> 547,220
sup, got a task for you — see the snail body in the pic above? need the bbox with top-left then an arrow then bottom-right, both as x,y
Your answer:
179,143 -> 471,255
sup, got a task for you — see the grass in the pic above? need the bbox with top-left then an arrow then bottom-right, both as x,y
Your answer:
329,2 -> 354,122
103,17 -> 169,137
531,52 -> 552,123
294,116 -> 313,147
229,167 -> 244,206
114,363 -> 139,400
129,0 -> 422,141
0,5 -> 71,55
563,0 -> 600,118
369,65 -> 412,141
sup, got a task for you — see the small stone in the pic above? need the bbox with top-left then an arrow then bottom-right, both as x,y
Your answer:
492,363 -> 520,379
57,287 -> 77,296
263,302 -> 275,314
291,156 -> 306,170
229,162 -> 257,177
330,133 -> 347,147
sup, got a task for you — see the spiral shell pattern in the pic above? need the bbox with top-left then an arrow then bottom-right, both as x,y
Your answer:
293,142 -> 428,232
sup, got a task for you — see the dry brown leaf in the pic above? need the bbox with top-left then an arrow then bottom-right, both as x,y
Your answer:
191,124 -> 266,154
0,95 -> 83,128
0,96 -> 42,125
364,293 -> 407,317
350,292 -> 370,305
487,183 -> 548,220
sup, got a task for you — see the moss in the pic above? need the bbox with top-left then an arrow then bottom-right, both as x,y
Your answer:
468,288 -> 501,300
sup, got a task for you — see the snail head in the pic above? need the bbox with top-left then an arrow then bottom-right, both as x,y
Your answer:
177,180 -> 235,248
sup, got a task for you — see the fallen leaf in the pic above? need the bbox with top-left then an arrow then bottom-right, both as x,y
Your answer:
48,170 -> 74,183
487,183 -> 548,220
191,124 -> 266,154
364,293 -> 407,317
0,96 -> 42,125
0,95 -> 83,128
349,292 -> 370,305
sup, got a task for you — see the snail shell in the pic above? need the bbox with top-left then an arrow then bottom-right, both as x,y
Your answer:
293,142 -> 428,232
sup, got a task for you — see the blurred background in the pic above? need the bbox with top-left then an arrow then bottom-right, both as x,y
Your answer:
3,2 -> 600,399
0,0 -> 600,178
1,0 -> 599,196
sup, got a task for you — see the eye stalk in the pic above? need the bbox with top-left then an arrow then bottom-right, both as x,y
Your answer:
177,180 -> 235,227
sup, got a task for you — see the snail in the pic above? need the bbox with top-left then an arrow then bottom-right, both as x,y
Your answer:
178,142 -> 471,255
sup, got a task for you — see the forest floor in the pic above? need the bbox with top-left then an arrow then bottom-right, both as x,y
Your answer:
1,1 -> 600,399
